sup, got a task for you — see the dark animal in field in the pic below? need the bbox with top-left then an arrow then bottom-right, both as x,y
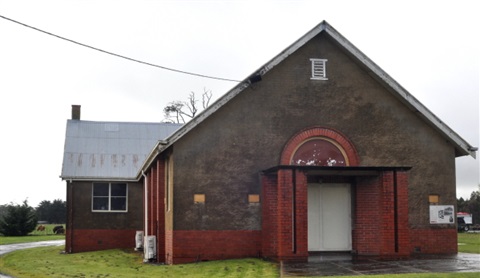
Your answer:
53,225 -> 65,234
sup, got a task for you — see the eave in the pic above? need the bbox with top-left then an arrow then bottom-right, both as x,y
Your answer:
60,176 -> 139,182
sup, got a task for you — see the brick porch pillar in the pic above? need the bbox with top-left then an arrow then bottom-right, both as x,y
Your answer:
354,170 -> 410,258
263,168 -> 308,262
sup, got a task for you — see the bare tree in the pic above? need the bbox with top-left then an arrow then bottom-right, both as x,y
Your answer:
163,88 -> 212,123
202,88 -> 212,108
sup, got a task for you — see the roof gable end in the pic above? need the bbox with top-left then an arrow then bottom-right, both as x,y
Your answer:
138,20 -> 475,178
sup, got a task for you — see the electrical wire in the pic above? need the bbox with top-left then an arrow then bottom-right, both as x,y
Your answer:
0,14 -> 242,82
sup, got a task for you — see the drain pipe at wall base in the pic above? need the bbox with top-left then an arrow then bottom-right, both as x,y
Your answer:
142,170 -> 148,261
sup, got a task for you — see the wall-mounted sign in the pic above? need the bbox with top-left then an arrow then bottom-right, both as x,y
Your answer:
429,205 -> 454,224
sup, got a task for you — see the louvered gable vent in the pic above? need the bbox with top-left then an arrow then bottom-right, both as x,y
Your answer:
310,58 -> 328,80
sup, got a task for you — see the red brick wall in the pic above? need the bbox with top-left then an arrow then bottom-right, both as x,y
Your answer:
261,174 -> 278,258
354,176 -> 382,255
294,170 -> 308,258
155,160 -> 166,262
171,230 -> 262,264
146,172 -> 152,237
145,159 -> 167,263
66,182 -> 73,253
277,169 -> 294,259
261,169 -> 308,262
395,171 -> 410,256
410,228 -> 457,254
263,167 -> 414,261
380,171 -> 396,255
66,180 -> 143,254
353,171 -> 410,258
69,229 -> 137,253
149,165 -> 157,236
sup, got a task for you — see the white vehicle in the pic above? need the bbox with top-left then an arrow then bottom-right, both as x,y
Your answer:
457,212 -> 473,231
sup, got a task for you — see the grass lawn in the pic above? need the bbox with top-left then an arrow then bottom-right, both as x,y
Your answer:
0,224 -> 65,245
0,245 -> 278,278
0,232 -> 478,277
457,232 -> 480,253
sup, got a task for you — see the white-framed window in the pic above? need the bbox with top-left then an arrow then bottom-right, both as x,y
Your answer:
310,58 -> 328,80
92,183 -> 128,212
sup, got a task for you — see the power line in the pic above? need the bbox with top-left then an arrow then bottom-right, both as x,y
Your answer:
0,14 -> 242,82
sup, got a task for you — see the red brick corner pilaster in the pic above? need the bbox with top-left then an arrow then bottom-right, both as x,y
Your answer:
395,170 -> 410,257
262,168 -> 308,262
261,174 -> 278,258
353,170 -> 410,258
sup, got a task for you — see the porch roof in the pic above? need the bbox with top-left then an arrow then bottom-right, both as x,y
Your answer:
262,165 -> 412,176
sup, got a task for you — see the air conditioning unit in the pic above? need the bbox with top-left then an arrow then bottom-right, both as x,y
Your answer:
134,231 -> 144,250
144,235 -> 156,261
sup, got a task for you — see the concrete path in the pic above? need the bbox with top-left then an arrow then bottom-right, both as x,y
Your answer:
0,240 -> 64,256
282,253 -> 480,277
0,240 -> 65,278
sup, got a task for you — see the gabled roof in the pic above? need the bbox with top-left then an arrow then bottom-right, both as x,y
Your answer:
138,20 -> 476,178
61,120 -> 182,181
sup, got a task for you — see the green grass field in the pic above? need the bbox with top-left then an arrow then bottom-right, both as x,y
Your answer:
457,232 -> 480,253
0,246 -> 278,278
0,224 -> 65,245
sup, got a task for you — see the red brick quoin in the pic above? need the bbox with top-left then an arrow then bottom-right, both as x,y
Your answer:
280,127 -> 360,166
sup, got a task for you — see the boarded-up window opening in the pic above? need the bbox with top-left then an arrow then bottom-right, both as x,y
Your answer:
194,194 -> 205,204
248,194 -> 260,203
429,194 -> 439,205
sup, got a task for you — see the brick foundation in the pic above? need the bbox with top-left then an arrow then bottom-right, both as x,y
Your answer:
410,228 -> 457,254
171,230 -> 262,264
68,229 -> 137,253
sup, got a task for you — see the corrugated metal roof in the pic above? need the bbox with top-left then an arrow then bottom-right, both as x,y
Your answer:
60,120 -> 182,181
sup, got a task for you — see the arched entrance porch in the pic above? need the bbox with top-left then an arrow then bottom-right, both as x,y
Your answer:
261,127 -> 411,262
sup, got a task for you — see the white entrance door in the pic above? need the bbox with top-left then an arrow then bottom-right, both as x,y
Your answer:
308,183 -> 352,251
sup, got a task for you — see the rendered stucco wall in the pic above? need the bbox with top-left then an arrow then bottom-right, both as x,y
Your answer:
66,180 -> 143,253
171,33 -> 457,232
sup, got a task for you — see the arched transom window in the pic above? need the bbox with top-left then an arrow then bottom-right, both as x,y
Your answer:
290,137 -> 348,166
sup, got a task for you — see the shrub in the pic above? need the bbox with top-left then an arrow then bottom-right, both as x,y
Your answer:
0,200 -> 38,236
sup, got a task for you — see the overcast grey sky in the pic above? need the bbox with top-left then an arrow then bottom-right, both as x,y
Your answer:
0,0 -> 478,207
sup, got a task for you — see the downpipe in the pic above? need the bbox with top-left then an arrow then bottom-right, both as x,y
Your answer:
142,170 -> 149,262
